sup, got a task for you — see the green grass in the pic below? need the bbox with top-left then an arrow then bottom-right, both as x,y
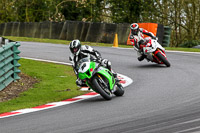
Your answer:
165,47 -> 200,52
0,58 -> 87,113
5,36 -> 69,45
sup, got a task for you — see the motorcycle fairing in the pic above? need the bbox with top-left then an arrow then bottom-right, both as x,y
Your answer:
95,67 -> 115,91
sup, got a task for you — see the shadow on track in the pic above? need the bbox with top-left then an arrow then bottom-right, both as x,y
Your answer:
135,64 -> 169,69
80,95 -> 120,103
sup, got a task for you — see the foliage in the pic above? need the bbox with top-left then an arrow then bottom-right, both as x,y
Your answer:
0,0 -> 200,46
154,0 -> 200,46
108,0 -> 155,23
179,40 -> 200,48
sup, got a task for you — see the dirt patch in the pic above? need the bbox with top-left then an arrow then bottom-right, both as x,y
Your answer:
0,73 -> 38,102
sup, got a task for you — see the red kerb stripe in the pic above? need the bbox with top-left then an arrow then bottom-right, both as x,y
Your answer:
0,112 -> 21,117
83,92 -> 98,95
62,98 -> 82,102
32,104 -> 55,109
120,80 -> 126,84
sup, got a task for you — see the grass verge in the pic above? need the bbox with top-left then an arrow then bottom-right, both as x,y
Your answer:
165,47 -> 200,52
0,58 -> 87,114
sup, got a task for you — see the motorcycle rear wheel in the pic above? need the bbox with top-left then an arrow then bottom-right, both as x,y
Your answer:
156,52 -> 170,67
92,75 -> 112,100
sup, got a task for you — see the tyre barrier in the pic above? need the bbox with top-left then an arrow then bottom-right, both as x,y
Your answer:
0,37 -> 21,91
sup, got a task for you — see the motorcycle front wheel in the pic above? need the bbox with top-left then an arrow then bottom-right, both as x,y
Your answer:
92,75 -> 112,100
156,52 -> 171,67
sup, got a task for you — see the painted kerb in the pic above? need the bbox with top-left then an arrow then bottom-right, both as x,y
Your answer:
0,41 -> 21,91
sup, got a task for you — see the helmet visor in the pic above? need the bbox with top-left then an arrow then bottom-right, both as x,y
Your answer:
73,48 -> 79,53
132,29 -> 138,35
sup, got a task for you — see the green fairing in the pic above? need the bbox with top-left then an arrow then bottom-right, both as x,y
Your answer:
78,61 -> 115,91
96,67 -> 115,91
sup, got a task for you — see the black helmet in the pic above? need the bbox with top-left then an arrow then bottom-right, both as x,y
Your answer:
130,23 -> 139,35
69,39 -> 81,56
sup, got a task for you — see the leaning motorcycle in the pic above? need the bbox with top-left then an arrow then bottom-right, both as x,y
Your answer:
77,57 -> 124,100
134,38 -> 171,67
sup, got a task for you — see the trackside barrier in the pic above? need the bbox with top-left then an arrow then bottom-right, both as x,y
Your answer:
0,21 -> 168,45
0,38 -> 21,91
0,21 -> 131,44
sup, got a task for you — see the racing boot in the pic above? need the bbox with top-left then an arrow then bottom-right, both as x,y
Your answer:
137,54 -> 146,61
110,69 -> 117,78
112,72 -> 117,78
111,71 -> 121,83
76,78 -> 87,87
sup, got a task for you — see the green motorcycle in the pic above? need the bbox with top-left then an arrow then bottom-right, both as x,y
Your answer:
77,57 -> 124,100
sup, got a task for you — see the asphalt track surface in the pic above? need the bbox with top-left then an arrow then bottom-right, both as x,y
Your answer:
1,42 -> 200,133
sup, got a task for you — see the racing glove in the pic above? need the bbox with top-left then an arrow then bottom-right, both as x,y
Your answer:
152,36 -> 158,40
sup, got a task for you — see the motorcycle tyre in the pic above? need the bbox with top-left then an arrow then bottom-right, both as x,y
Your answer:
92,75 -> 112,100
114,83 -> 124,96
156,52 -> 170,67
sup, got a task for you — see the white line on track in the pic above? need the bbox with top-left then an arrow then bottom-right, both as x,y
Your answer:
112,46 -> 200,55
21,57 -> 72,65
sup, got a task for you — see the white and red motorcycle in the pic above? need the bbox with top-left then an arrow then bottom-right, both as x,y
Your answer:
134,37 -> 171,67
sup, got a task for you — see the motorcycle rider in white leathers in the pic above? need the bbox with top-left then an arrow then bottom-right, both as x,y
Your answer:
69,39 -> 117,87
129,23 -> 157,61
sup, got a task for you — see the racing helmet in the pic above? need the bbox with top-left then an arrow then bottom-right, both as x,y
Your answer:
69,39 -> 81,56
130,23 -> 139,35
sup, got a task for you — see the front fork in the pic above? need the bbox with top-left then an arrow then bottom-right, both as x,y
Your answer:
96,74 -> 108,89
87,74 -> 110,93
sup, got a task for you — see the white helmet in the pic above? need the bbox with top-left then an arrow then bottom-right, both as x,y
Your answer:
130,23 -> 139,35
69,39 -> 81,56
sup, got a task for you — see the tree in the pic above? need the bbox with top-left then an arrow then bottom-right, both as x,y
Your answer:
0,0 -> 17,22
154,0 -> 200,46
108,0 -> 155,23
0,0 -> 199,46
